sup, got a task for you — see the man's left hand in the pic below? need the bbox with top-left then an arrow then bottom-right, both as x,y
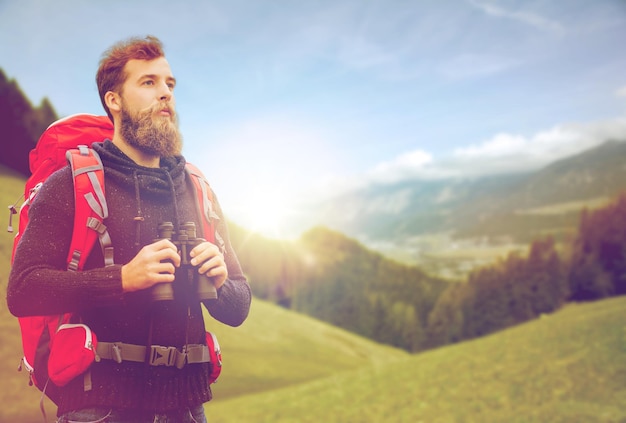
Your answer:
189,242 -> 228,289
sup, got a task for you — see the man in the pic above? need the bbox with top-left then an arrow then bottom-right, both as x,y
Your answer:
7,35 -> 251,423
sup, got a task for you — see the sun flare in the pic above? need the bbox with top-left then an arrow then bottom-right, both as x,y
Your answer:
236,188 -> 298,239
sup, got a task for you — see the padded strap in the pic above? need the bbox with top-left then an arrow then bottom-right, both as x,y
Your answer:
185,163 -> 225,254
66,146 -> 114,270
96,342 -> 211,369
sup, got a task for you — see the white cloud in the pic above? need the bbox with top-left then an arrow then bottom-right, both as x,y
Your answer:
454,133 -> 527,157
617,86 -> 626,98
364,188 -> 413,215
453,116 -> 626,174
374,150 -> 433,172
441,54 -> 522,80
468,0 -> 565,35
359,115 -> 626,185
370,150 -> 434,183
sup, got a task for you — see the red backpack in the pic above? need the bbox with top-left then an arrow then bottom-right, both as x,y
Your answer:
10,114 -> 223,405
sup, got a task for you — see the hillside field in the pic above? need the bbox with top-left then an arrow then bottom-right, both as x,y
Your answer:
207,296 -> 626,423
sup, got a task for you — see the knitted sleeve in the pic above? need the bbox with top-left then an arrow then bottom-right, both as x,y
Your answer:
7,167 -> 124,317
202,190 -> 251,327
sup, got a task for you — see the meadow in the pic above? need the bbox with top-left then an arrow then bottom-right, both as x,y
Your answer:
207,297 -> 626,423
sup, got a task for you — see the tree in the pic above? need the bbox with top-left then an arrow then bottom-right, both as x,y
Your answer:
568,195 -> 626,299
426,283 -> 467,348
524,237 -> 568,314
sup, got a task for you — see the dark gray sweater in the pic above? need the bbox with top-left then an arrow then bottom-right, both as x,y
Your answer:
7,140 -> 251,415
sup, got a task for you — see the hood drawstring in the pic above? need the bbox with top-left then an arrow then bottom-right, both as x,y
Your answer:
164,169 -> 193,351
165,170 -> 181,230
132,170 -> 144,247
131,169 -> 182,247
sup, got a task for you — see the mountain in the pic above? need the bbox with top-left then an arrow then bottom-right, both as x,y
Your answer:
315,140 -> 626,248
315,171 -> 529,241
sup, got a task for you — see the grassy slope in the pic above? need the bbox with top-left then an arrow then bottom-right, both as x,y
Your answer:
204,298 -> 408,400
0,168 -> 43,421
207,296 -> 626,423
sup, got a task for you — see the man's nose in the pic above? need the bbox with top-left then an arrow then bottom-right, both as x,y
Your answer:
158,82 -> 172,101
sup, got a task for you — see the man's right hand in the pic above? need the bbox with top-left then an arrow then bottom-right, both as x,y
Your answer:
121,239 -> 181,293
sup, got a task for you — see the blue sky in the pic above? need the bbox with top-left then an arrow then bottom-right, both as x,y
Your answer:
1,0 -> 625,237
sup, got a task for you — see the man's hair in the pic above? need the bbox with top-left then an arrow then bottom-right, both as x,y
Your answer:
96,35 -> 165,120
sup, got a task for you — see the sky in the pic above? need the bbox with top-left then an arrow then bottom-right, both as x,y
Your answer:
1,0 -> 625,238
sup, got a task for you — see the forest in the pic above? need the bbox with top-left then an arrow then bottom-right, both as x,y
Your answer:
230,191 -> 626,353
0,68 -> 58,175
3,66 -> 625,353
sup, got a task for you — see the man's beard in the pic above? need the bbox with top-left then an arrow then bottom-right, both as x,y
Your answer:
120,102 -> 183,158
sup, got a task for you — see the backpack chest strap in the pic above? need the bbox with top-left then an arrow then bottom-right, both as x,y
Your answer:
96,341 -> 211,369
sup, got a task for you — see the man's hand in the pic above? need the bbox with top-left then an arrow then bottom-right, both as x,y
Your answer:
121,239 -> 181,292
190,242 -> 228,290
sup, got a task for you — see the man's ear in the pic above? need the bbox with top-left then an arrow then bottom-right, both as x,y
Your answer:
105,91 -> 121,114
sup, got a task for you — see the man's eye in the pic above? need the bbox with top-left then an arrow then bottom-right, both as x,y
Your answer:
167,82 -> 176,90
143,80 -> 154,86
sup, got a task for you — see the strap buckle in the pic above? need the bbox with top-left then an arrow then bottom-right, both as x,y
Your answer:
111,343 -> 123,364
149,345 -> 178,367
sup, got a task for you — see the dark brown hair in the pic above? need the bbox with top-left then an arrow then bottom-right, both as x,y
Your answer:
96,35 -> 165,120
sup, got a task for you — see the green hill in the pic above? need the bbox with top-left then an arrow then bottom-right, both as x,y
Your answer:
204,298 -> 408,401
0,167 -> 37,421
206,296 -> 626,423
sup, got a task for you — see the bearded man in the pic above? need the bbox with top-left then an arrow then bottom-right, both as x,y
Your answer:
7,35 -> 251,423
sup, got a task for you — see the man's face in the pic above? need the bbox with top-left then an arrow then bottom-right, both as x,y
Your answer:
118,57 -> 182,158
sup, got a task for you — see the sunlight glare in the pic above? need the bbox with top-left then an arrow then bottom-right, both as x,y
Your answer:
241,188 -> 296,239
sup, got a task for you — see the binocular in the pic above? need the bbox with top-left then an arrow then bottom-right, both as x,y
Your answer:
151,221 -> 218,302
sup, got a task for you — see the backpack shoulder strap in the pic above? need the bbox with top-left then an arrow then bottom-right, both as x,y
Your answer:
65,145 -> 114,270
185,162 -> 224,253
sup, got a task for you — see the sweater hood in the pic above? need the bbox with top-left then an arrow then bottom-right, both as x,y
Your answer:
93,140 -> 189,240
92,140 -> 188,197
